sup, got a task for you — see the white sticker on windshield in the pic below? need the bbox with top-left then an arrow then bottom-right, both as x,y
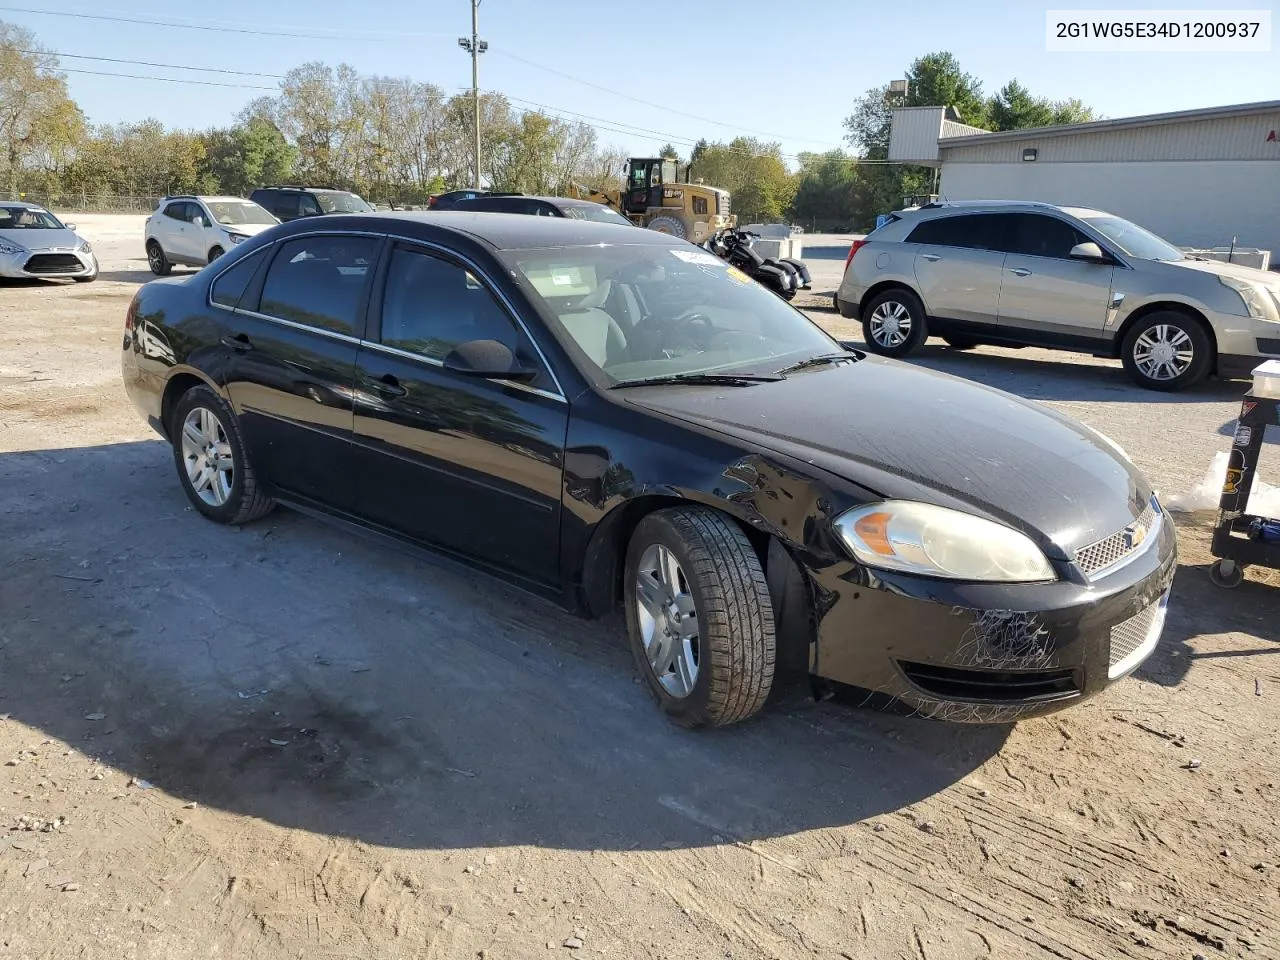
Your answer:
670,249 -> 723,266
552,273 -> 575,286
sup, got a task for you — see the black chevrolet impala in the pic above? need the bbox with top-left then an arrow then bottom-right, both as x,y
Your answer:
121,212 -> 1176,727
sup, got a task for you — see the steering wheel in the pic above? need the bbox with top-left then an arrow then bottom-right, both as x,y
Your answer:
671,309 -> 718,351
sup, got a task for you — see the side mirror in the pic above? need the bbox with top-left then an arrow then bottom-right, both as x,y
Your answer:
63,222 -> 76,231
193,216 -> 205,227
443,339 -> 537,382
1069,241 -> 1109,262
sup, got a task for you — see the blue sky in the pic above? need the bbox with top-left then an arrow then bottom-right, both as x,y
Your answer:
3,0 -> 1277,164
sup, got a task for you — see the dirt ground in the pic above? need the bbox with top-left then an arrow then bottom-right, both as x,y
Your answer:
1,218 -> 1278,960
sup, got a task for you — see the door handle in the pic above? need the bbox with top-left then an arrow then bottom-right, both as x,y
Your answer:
921,253 -> 942,262
1010,267 -> 1032,277
364,374 -> 407,398
220,333 -> 253,352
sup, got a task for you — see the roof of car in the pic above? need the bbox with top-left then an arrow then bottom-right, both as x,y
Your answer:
295,210 -> 681,251
457,195 -> 609,208
0,200 -> 43,209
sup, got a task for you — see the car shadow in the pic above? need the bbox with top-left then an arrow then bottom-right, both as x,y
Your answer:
0,440 -> 1010,853
97,267 -> 162,285
838,339 -> 1248,404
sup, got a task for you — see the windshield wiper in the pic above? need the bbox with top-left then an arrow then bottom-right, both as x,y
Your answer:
775,353 -> 858,375
610,372 -> 785,389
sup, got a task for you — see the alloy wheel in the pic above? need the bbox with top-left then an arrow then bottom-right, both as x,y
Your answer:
634,543 -> 700,698
148,245 -> 164,272
868,300 -> 913,348
1133,324 -> 1194,381
179,407 -> 234,507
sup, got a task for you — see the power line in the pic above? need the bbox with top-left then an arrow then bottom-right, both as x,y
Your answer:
490,49 -> 838,148
17,48 -> 286,79
0,5 -> 447,41
58,67 -> 276,91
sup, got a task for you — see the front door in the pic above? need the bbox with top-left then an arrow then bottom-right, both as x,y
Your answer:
219,232 -> 382,510
996,213 -> 1115,340
908,212 -> 1008,328
350,241 -> 568,583
165,201 -> 199,262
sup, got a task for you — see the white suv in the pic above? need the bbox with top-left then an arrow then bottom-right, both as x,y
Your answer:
145,196 -> 279,275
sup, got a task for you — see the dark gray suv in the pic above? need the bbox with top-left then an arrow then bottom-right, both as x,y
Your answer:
836,200 -> 1280,391
249,186 -> 374,222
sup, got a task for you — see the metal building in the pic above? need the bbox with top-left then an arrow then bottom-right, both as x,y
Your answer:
887,101 -> 1280,258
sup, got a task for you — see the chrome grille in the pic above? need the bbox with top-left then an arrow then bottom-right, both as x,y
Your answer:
1075,498 -> 1159,577
1107,590 -> 1168,679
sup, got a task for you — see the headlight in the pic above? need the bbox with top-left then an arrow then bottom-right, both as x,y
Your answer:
0,240 -> 24,256
228,233 -> 248,245
77,240 -> 92,253
833,501 -> 1057,583
1220,275 -> 1280,322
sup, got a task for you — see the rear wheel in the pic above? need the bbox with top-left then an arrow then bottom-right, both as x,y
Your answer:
646,215 -> 688,239
146,240 -> 172,276
170,385 -> 274,525
207,245 -> 225,264
624,507 -> 776,728
861,287 -> 927,358
1121,310 -> 1211,391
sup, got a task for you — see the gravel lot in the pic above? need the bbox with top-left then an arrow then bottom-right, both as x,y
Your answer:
1,215 -> 1278,960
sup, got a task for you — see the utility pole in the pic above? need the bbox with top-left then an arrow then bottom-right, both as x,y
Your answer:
458,1 -> 488,190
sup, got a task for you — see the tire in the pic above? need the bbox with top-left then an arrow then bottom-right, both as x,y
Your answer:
646,215 -> 688,240
624,507 -> 777,728
146,240 -> 172,276
861,287 -> 927,358
1120,310 -> 1212,392
207,246 -> 225,264
943,335 -> 979,350
1209,558 -> 1245,589
170,385 -> 275,525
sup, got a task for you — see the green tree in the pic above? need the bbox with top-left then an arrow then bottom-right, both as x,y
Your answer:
789,150 -> 860,229
0,22 -> 84,197
658,143 -> 679,159
989,80 -> 1098,131
203,117 -> 294,195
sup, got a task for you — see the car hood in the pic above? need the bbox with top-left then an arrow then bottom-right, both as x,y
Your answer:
1170,256 -> 1280,289
623,356 -> 1152,555
218,222 -> 276,237
0,227 -> 82,251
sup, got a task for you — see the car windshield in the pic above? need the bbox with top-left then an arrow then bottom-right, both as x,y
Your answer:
507,243 -> 840,384
207,201 -> 277,226
1081,214 -> 1184,261
561,205 -> 633,226
0,205 -> 63,229
314,191 -> 373,214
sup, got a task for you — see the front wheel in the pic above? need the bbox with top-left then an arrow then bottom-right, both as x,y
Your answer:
624,507 -> 776,728
146,241 -> 172,276
646,215 -> 688,239
207,246 -> 225,264
861,288 -> 927,358
1121,311 -> 1211,391
170,385 -> 275,525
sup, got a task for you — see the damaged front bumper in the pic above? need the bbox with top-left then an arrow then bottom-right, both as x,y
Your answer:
808,504 -> 1178,722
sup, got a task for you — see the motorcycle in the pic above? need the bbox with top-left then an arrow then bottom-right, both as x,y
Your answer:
704,228 -> 812,301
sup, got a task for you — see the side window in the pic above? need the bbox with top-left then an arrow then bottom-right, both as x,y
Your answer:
210,247 -> 267,309
906,214 -> 1004,250
298,194 -> 323,217
191,205 -> 209,226
163,202 -> 189,222
258,235 -> 378,335
379,246 -> 521,362
1007,214 -> 1089,259
534,203 -> 560,217
272,193 -> 300,218
692,196 -> 709,216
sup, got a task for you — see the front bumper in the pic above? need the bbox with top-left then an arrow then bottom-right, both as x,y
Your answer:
0,247 -> 97,279
809,502 -> 1178,722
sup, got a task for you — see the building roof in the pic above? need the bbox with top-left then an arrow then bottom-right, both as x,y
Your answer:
940,99 -> 1280,147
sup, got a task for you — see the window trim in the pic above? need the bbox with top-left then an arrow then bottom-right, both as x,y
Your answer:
206,228 -> 568,402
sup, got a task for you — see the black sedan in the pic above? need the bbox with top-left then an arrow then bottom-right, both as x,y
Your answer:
121,212 -> 1176,727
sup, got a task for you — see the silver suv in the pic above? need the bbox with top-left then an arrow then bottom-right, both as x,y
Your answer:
835,200 -> 1280,391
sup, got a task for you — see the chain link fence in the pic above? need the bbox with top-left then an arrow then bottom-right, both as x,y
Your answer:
2,191 -> 160,213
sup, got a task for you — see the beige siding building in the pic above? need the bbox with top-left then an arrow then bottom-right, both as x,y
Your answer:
887,101 -> 1280,258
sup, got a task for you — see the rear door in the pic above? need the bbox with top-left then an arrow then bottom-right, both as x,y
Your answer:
349,240 -> 568,583
996,213 -> 1115,340
218,231 -> 382,510
907,213 -> 1008,329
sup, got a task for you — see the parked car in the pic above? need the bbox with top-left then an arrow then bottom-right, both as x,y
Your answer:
454,194 -> 636,226
145,196 -> 279,275
122,212 -> 1175,728
835,200 -> 1280,391
0,201 -> 97,282
428,189 -> 490,210
248,186 -> 374,222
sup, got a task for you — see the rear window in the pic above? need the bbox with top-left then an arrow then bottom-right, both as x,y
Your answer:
210,247 -> 268,309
